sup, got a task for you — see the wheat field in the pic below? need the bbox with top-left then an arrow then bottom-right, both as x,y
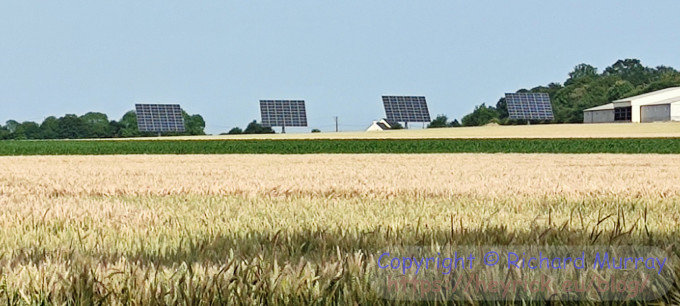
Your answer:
143,122 -> 680,140
0,154 -> 678,304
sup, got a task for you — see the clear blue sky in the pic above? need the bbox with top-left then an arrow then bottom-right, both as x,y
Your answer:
2,1 -> 679,134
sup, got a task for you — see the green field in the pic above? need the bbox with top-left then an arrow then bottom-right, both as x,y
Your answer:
2,138 -> 680,155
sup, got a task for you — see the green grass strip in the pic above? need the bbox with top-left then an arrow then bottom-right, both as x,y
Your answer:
0,138 -> 679,155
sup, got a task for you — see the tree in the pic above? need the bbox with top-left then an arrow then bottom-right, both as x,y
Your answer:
645,67 -> 680,92
461,104 -> 499,126
57,114 -> 87,139
11,123 -> 27,140
19,121 -> 41,139
80,112 -> 112,138
5,120 -> 19,134
565,63 -> 598,85
0,109 -> 209,139
118,111 -> 140,137
427,114 -> 450,128
607,80 -> 635,101
40,116 -> 60,139
495,97 -> 508,120
227,127 -> 243,134
0,126 -> 9,140
182,112 -> 206,135
603,59 -> 651,86
427,114 -> 462,128
108,120 -> 123,138
243,120 -> 275,134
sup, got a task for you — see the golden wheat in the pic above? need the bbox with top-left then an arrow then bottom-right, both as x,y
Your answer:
2,154 -> 680,198
0,154 -> 677,304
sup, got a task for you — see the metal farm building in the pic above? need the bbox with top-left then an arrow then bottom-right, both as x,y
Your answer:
583,87 -> 680,123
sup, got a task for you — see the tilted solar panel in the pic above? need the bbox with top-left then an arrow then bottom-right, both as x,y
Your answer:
135,104 -> 185,133
382,96 -> 431,123
505,93 -> 554,120
259,100 -> 308,127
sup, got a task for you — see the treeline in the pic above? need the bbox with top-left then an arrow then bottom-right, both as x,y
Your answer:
0,111 -> 206,140
223,120 -> 275,135
436,58 -> 680,127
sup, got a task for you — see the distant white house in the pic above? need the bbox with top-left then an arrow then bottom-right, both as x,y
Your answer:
366,119 -> 397,131
584,87 -> 680,123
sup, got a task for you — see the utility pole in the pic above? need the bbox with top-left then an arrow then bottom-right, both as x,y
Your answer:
334,116 -> 338,132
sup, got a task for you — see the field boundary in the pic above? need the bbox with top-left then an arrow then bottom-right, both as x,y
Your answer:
1,138 -> 680,155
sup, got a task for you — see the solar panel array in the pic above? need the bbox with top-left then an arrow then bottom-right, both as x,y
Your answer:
259,100 -> 308,127
135,104 -> 185,133
505,93 -> 554,120
382,96 -> 431,122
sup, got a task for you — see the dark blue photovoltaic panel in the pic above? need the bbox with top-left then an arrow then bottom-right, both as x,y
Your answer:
382,96 -> 431,122
505,93 -> 554,120
135,104 -> 185,132
259,100 -> 308,127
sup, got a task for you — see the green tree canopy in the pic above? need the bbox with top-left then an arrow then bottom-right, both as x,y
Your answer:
118,111 -> 141,137
427,114 -> 462,128
243,120 -> 275,134
0,126 -> 9,140
603,58 -> 651,86
5,120 -> 20,134
19,121 -> 41,139
427,114 -> 449,128
227,127 -> 243,134
80,112 -> 111,138
0,108 -> 209,140
182,112 -> 206,135
461,104 -> 499,126
57,114 -> 87,139
40,116 -> 60,139
565,63 -> 598,85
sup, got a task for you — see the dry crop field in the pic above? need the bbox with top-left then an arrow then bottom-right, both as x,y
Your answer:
0,154 -> 679,304
152,122 -> 680,140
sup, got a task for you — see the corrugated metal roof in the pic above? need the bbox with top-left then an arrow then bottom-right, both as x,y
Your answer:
614,87 -> 680,102
583,103 -> 614,112
638,96 -> 680,106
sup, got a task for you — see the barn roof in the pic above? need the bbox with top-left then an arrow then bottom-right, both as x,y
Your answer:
613,87 -> 680,102
638,96 -> 680,106
583,103 -> 614,112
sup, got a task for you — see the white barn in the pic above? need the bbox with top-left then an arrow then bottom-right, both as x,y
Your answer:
584,87 -> 680,123
366,119 -> 396,131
